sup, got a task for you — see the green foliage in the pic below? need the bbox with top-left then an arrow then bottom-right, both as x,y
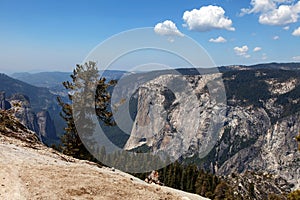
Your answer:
0,109 -> 40,144
224,70 -> 270,107
214,181 -> 234,200
223,69 -> 300,121
0,109 -> 27,133
57,62 -> 116,162
288,190 -> 300,200
248,182 -> 256,199
132,160 -> 293,200
132,161 -> 232,199
268,193 -> 285,200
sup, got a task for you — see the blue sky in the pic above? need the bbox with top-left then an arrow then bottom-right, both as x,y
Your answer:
0,0 -> 300,73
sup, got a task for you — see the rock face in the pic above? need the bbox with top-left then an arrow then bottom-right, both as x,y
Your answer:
124,74 -> 227,160
0,73 -> 63,144
3,93 -> 58,144
9,93 -> 42,141
36,110 -> 57,142
215,108 -> 300,189
224,171 -> 294,200
124,68 -> 300,190
0,109 -> 40,144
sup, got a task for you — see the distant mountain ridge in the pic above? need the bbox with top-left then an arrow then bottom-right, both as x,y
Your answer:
0,73 -> 57,111
11,70 -> 129,99
11,72 -> 71,88
11,70 -> 128,88
10,62 -> 300,90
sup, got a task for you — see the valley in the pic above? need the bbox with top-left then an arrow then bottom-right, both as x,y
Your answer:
1,62 -> 300,199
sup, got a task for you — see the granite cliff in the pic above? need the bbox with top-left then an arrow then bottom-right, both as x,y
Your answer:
0,92 -> 58,144
123,68 -> 300,190
0,73 -> 62,144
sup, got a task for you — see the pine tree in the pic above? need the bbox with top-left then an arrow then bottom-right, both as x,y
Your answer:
195,171 -> 205,195
180,167 -> 187,191
248,182 -> 256,199
287,189 -> 300,200
57,61 -> 116,161
168,163 -> 176,188
185,164 -> 197,193
296,133 -> 300,151
214,181 -> 231,200
214,181 -> 228,200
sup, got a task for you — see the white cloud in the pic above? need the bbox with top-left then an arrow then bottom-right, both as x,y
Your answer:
209,36 -> 227,43
253,47 -> 262,52
234,45 -> 250,58
283,26 -> 290,30
259,4 -> 300,25
292,55 -> 300,60
274,0 -> 294,2
241,0 -> 300,26
241,0 -> 276,14
183,5 -> 235,32
273,35 -> 280,40
292,27 -> 300,36
154,20 -> 184,37
234,45 -> 249,55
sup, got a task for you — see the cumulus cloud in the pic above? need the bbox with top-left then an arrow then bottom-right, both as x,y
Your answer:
253,47 -> 262,52
183,5 -> 235,32
209,36 -> 227,43
154,20 -> 184,37
292,27 -> 300,36
241,0 -> 300,26
259,4 -> 300,25
241,0 -> 276,14
234,45 -> 250,58
273,35 -> 280,40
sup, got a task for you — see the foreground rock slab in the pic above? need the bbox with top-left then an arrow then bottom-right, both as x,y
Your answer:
0,134 -> 208,200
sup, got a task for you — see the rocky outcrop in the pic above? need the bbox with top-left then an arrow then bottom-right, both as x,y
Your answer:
6,93 -> 58,144
0,73 -> 62,144
0,109 -> 40,144
0,92 -> 11,110
124,69 -> 300,190
8,94 -> 42,141
215,110 -> 300,189
224,171 -> 294,199
37,110 -> 57,142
